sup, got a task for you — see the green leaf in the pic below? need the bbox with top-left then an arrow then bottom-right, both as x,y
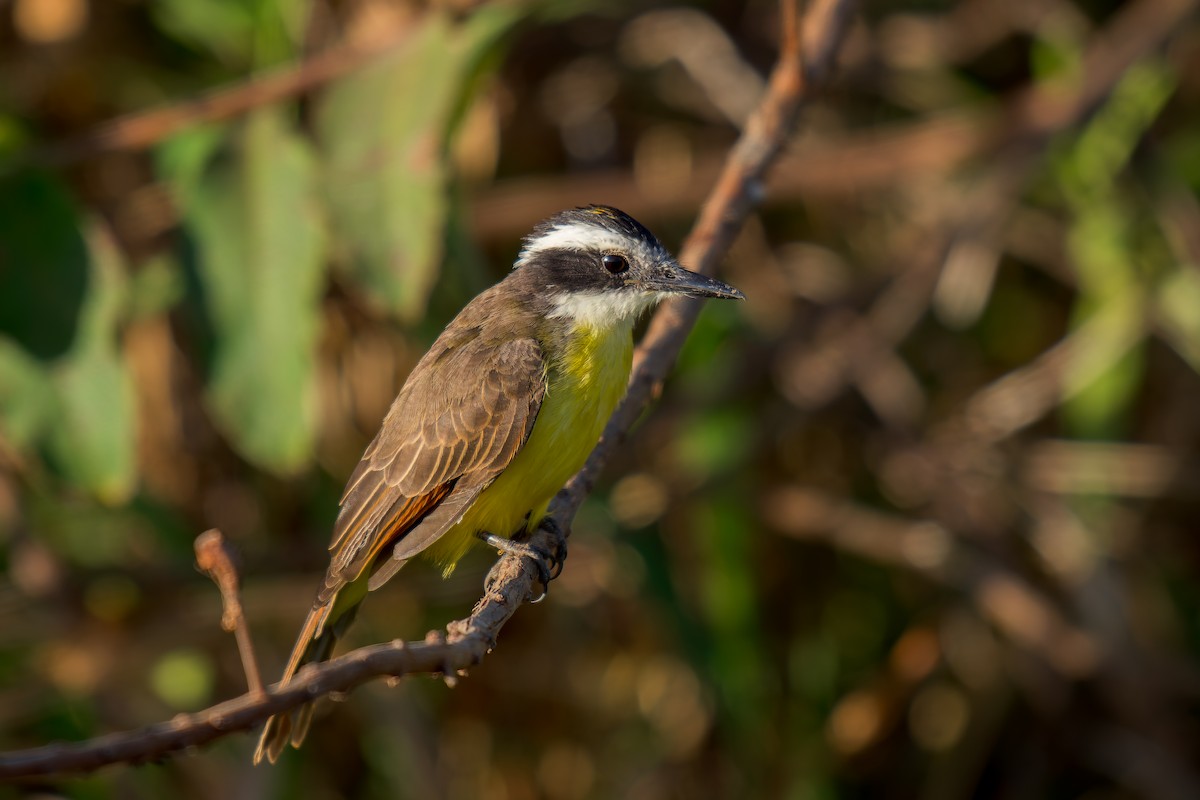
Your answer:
51,351 -> 138,504
0,171 -> 138,501
1060,293 -> 1145,438
150,0 -> 306,68
0,170 -> 89,360
163,107 -> 326,474
126,254 -> 185,320
47,224 -> 138,504
1029,23 -> 1083,84
1156,268 -> 1200,372
1054,60 -> 1174,438
151,0 -> 254,63
0,337 -> 56,449
315,7 -> 524,322
1062,61 -> 1175,204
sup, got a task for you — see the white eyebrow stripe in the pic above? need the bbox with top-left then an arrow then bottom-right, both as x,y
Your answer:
515,222 -> 659,268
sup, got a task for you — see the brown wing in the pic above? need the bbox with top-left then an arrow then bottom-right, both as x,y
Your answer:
318,334 -> 546,603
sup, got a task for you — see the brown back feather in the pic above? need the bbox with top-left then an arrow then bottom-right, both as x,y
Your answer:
322,316 -> 546,600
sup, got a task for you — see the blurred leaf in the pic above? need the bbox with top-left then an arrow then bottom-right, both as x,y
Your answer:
315,7 -> 524,322
155,123 -> 228,197
1059,200 -> 1146,437
164,107 -> 326,474
1062,62 -> 1175,205
0,170 -> 88,359
150,0 -> 306,68
1156,268 -> 1200,371
29,490 -> 179,567
694,492 -> 770,760
151,0 -> 253,62
50,353 -> 138,504
1055,61 -> 1173,438
1029,23 -> 1083,84
1060,290 -> 1146,438
47,224 -> 138,504
0,174 -> 138,500
1162,123 -> 1200,191
126,254 -> 185,320
0,337 -> 56,449
151,648 -> 215,710
0,114 -> 28,159
674,408 -> 753,480
675,300 -> 745,396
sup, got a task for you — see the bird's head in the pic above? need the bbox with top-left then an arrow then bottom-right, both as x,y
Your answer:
515,205 -> 744,327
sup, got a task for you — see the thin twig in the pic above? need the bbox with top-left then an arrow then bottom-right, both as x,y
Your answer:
10,17 -> 420,173
0,0 -> 855,779
194,530 -> 264,697
0,547 -> 545,778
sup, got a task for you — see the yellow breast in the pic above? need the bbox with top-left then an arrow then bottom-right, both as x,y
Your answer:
422,321 -> 633,571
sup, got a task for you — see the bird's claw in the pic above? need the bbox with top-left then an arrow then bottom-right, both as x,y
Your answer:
477,523 -> 567,603
538,517 -> 568,581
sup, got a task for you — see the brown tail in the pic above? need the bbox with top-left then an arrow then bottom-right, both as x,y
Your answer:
253,599 -> 361,764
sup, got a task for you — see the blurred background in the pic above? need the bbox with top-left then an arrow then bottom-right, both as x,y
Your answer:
2,0 -> 1200,797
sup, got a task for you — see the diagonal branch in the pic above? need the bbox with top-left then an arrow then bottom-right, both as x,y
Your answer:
0,550 -> 542,778
0,0 -> 855,779
547,0 -> 855,524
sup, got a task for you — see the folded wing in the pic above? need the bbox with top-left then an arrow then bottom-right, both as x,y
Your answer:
321,334 -> 546,603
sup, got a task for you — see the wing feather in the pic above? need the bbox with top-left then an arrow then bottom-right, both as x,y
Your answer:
322,335 -> 545,598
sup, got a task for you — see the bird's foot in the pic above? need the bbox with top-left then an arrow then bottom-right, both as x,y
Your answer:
478,526 -> 565,603
538,516 -> 568,582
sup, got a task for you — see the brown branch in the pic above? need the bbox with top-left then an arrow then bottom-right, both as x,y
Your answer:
1005,0 -> 1198,140
469,0 -> 1197,242
763,486 -> 1101,678
963,304 -> 1148,442
0,547 -> 546,779
14,15 -> 420,172
194,529 -> 264,697
548,0 -> 856,524
0,0 -> 856,779
469,111 -> 998,240
777,0 -> 1195,438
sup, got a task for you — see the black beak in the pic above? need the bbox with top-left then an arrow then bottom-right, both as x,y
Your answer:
636,261 -> 745,300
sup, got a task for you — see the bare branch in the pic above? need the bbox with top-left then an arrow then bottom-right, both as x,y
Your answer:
11,13 -> 421,173
0,548 -> 545,778
548,0 -> 855,524
195,529 -> 264,697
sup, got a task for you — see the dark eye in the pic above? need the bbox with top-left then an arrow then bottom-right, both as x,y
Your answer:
602,254 -> 628,274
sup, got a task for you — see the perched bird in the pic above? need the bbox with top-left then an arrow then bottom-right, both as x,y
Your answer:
254,205 -> 743,763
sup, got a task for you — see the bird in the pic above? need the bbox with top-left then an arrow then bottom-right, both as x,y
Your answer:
253,205 -> 743,764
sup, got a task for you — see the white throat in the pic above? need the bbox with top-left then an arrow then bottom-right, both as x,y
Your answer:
547,290 -> 665,329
